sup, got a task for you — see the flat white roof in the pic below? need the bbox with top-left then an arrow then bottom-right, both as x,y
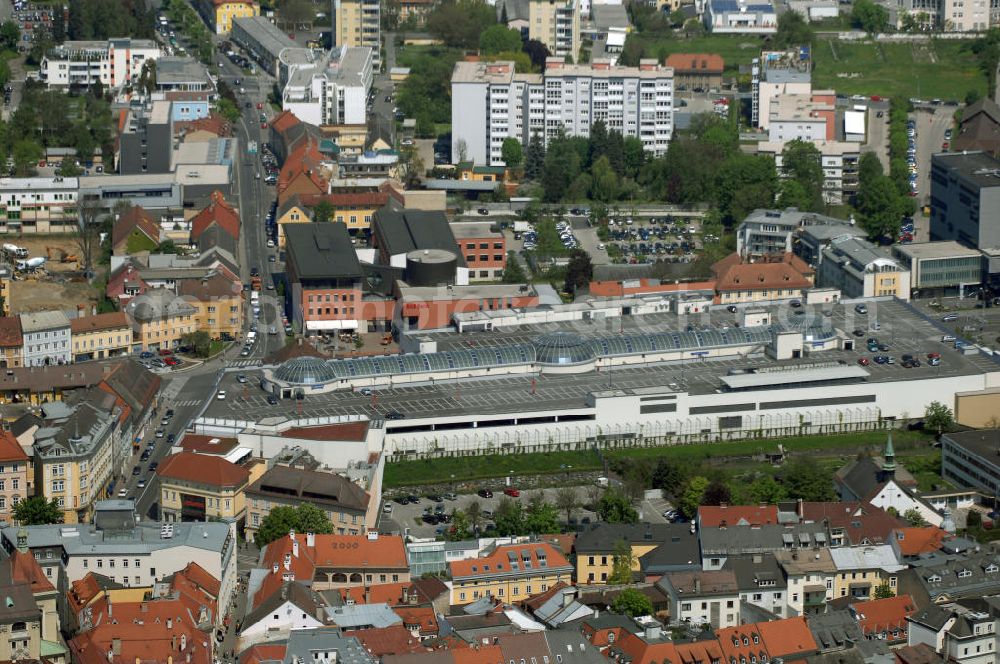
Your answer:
721,365 -> 869,389
844,110 -> 865,136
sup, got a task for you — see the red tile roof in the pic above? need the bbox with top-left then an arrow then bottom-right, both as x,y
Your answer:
450,543 -> 570,579
711,252 -> 814,293
353,624 -> 430,657
174,561 -> 222,600
588,279 -> 716,298
177,271 -> 243,301
664,53 -> 725,74
177,113 -> 232,138
892,527 -> 947,556
340,582 -> 410,605
853,594 -> 916,639
717,624 -> 770,664
269,110 -> 301,135
240,644 -> 286,664
0,431 -> 28,463
756,617 -> 817,660
191,190 -> 240,242
698,504 -> 778,527
800,501 -> 905,546
178,434 -> 240,455
10,548 -> 54,593
156,451 -> 250,488
393,606 -> 438,636
0,316 -> 22,347
112,205 -> 160,251
70,312 -> 130,334
278,141 -> 328,198
67,573 -> 109,615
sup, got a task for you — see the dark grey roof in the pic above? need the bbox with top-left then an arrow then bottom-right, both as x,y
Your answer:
244,581 -> 327,630
0,582 -> 39,624
197,223 -> 239,260
909,604 -> 952,631
541,630 -> 606,664
942,431 -> 1000,464
285,222 -> 364,280
905,551 -> 1000,601
575,522 -> 698,562
9,412 -> 42,438
700,524 -> 827,556
723,553 -> 787,591
373,206 -> 462,263
592,263 -> 656,281
931,151 -> 1000,190
808,608 -> 867,652
591,3 -> 630,30
102,360 -> 160,419
835,457 -> 884,500
246,466 -> 368,513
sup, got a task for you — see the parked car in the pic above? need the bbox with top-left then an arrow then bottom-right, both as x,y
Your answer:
478,489 -> 494,499
503,488 -> 521,497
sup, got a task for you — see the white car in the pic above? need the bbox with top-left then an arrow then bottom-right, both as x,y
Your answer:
216,390 -> 227,400
118,488 -> 128,498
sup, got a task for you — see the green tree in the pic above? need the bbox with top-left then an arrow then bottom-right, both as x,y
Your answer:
466,499 -> 483,533
780,139 -> 825,211
590,156 -> 620,202
874,582 -> 894,599
968,509 -> 983,528
501,137 -> 523,169
782,459 -> 835,501
856,174 -> 906,239
748,475 -> 788,504
904,508 -> 929,527
966,89 -> 982,105
563,249 -> 593,294
524,132 -> 546,180
501,252 -> 528,283
777,179 -> 814,211
597,488 -> 639,524
522,39 -> 551,69
57,159 -> 83,177
313,199 -> 335,223
494,496 -> 525,535
652,458 -> 689,498
180,330 -> 212,357
924,401 -> 954,433
715,153 -> 778,224
858,151 -> 884,182
608,539 -> 635,584
525,496 -> 559,533
11,140 -> 41,177
426,0 -> 496,49
479,24 -> 522,54
14,497 -> 63,525
774,10 -> 813,48
973,29 -> 1000,96
0,21 -> 19,51
679,476 -> 709,518
702,479 -> 731,506
447,509 -> 471,540
542,131 -> 581,201
157,240 -> 179,255
852,0 -> 890,36
256,503 -> 334,545
215,98 -> 241,123
555,486 -> 580,523
611,588 -> 654,617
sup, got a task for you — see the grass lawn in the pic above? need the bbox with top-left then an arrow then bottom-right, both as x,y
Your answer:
207,339 -> 227,357
640,34 -> 766,72
384,429 -> 938,488
811,38 -> 985,101
395,43 -> 462,69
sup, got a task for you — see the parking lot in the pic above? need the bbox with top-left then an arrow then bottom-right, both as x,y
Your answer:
604,216 -> 703,265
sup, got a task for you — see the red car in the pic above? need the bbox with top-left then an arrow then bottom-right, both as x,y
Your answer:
927,352 -> 941,360
503,488 -> 520,497
158,348 -> 173,356
261,122 -> 268,129
857,357 -> 870,366
256,102 -> 263,110
164,357 -> 179,366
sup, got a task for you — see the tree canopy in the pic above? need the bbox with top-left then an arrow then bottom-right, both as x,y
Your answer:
426,0 -> 496,49
611,588 -> 654,616
480,24 -> 522,54
852,0 -> 891,36
774,10 -> 813,49
14,497 -> 63,525
255,503 -> 334,545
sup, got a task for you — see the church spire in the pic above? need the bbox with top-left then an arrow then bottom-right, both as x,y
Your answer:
882,431 -> 896,477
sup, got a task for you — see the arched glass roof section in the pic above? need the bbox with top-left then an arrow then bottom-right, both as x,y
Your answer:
533,332 -> 596,366
273,357 -> 339,385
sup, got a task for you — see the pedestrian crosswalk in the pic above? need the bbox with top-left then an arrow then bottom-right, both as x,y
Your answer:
173,399 -> 203,408
227,359 -> 262,368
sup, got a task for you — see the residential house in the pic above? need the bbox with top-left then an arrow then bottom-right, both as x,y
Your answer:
239,581 -> 331,647
774,548 -> 837,616
448,542 -> 573,606
907,599 -> 998,664
242,629 -> 374,664
0,431 -> 30,523
574,522 -> 699,584
190,190 -> 240,244
953,97 -> 1000,157
0,549 -> 62,659
808,608 -> 892,662
896,551 -> 1000,607
657,569 -> 741,628
850,594 -> 917,645
700,523 -> 830,571
70,312 -> 133,362
519,583 -> 594,628
891,527 -> 948,561
698,504 -> 779,528
0,560 -> 47,663
111,206 -> 161,256
176,270 -> 243,340
194,0 -> 259,34
277,140 -> 330,204
829,545 -> 905,601
156,452 -> 252,526
799,500 -> 906,547
0,316 -> 23,368
244,465 -> 372,542
275,195 -> 313,248
20,311 -> 72,367
307,191 -> 391,235
664,53 -> 725,91
710,252 -> 815,304
124,288 -> 198,352
716,617 -> 819,664
725,553 -> 790,617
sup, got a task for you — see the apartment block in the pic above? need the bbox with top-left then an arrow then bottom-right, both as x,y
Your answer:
20,311 -> 71,367
334,0 -> 381,67
157,452 -> 252,526
767,92 -> 836,142
39,38 -> 160,89
0,432 -> 29,524
451,58 -> 673,167
0,177 -> 79,235
817,236 -> 911,300
929,151 -> 1000,250
449,543 -> 573,605
528,0 -> 581,61
758,139 -> 860,205
282,46 -> 374,127
751,47 -> 812,129
69,312 -> 133,362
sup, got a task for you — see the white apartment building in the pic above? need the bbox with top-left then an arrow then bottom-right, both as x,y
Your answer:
758,139 -> 860,205
39,38 -> 161,89
282,46 -> 373,127
0,177 -> 79,235
751,48 -> 812,129
451,58 -> 673,167
529,0 -> 581,61
20,311 -> 72,367
767,93 -> 836,143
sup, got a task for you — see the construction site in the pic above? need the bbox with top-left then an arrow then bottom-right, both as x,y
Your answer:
1,235 -> 100,315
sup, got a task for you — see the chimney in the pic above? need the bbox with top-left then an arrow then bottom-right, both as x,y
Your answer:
180,634 -> 186,651
283,553 -> 292,570
306,531 -> 315,547
112,638 -> 122,655
292,539 -> 299,558
644,624 -> 662,640
167,618 -> 172,629
171,636 -> 176,651
364,586 -> 370,604
797,498 -> 804,518
562,588 -> 574,608
77,304 -> 85,318
92,304 -> 97,316
272,563 -> 279,574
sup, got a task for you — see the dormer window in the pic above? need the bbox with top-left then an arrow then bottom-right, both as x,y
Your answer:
958,569 -> 973,579
742,637 -> 749,646
752,634 -> 759,645
986,564 -> 998,574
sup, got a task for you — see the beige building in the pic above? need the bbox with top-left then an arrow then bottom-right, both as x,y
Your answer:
244,465 -> 373,543
334,0 -> 381,67
123,288 -> 197,352
69,312 -> 133,362
449,543 -> 573,605
0,549 -> 63,664
177,271 -> 244,341
156,452 -> 256,526
529,0 -> 581,62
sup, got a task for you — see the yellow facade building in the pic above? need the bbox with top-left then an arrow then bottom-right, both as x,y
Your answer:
156,452 -> 257,526
70,312 -> 133,362
528,0 -> 580,62
198,0 -> 259,34
334,0 -> 381,65
276,198 -> 312,248
831,546 -> 901,602
177,272 -> 244,341
449,543 -> 573,605
575,523 -> 700,584
123,289 -> 197,352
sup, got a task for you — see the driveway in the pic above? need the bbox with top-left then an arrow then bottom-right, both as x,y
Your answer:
863,106 -> 890,173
